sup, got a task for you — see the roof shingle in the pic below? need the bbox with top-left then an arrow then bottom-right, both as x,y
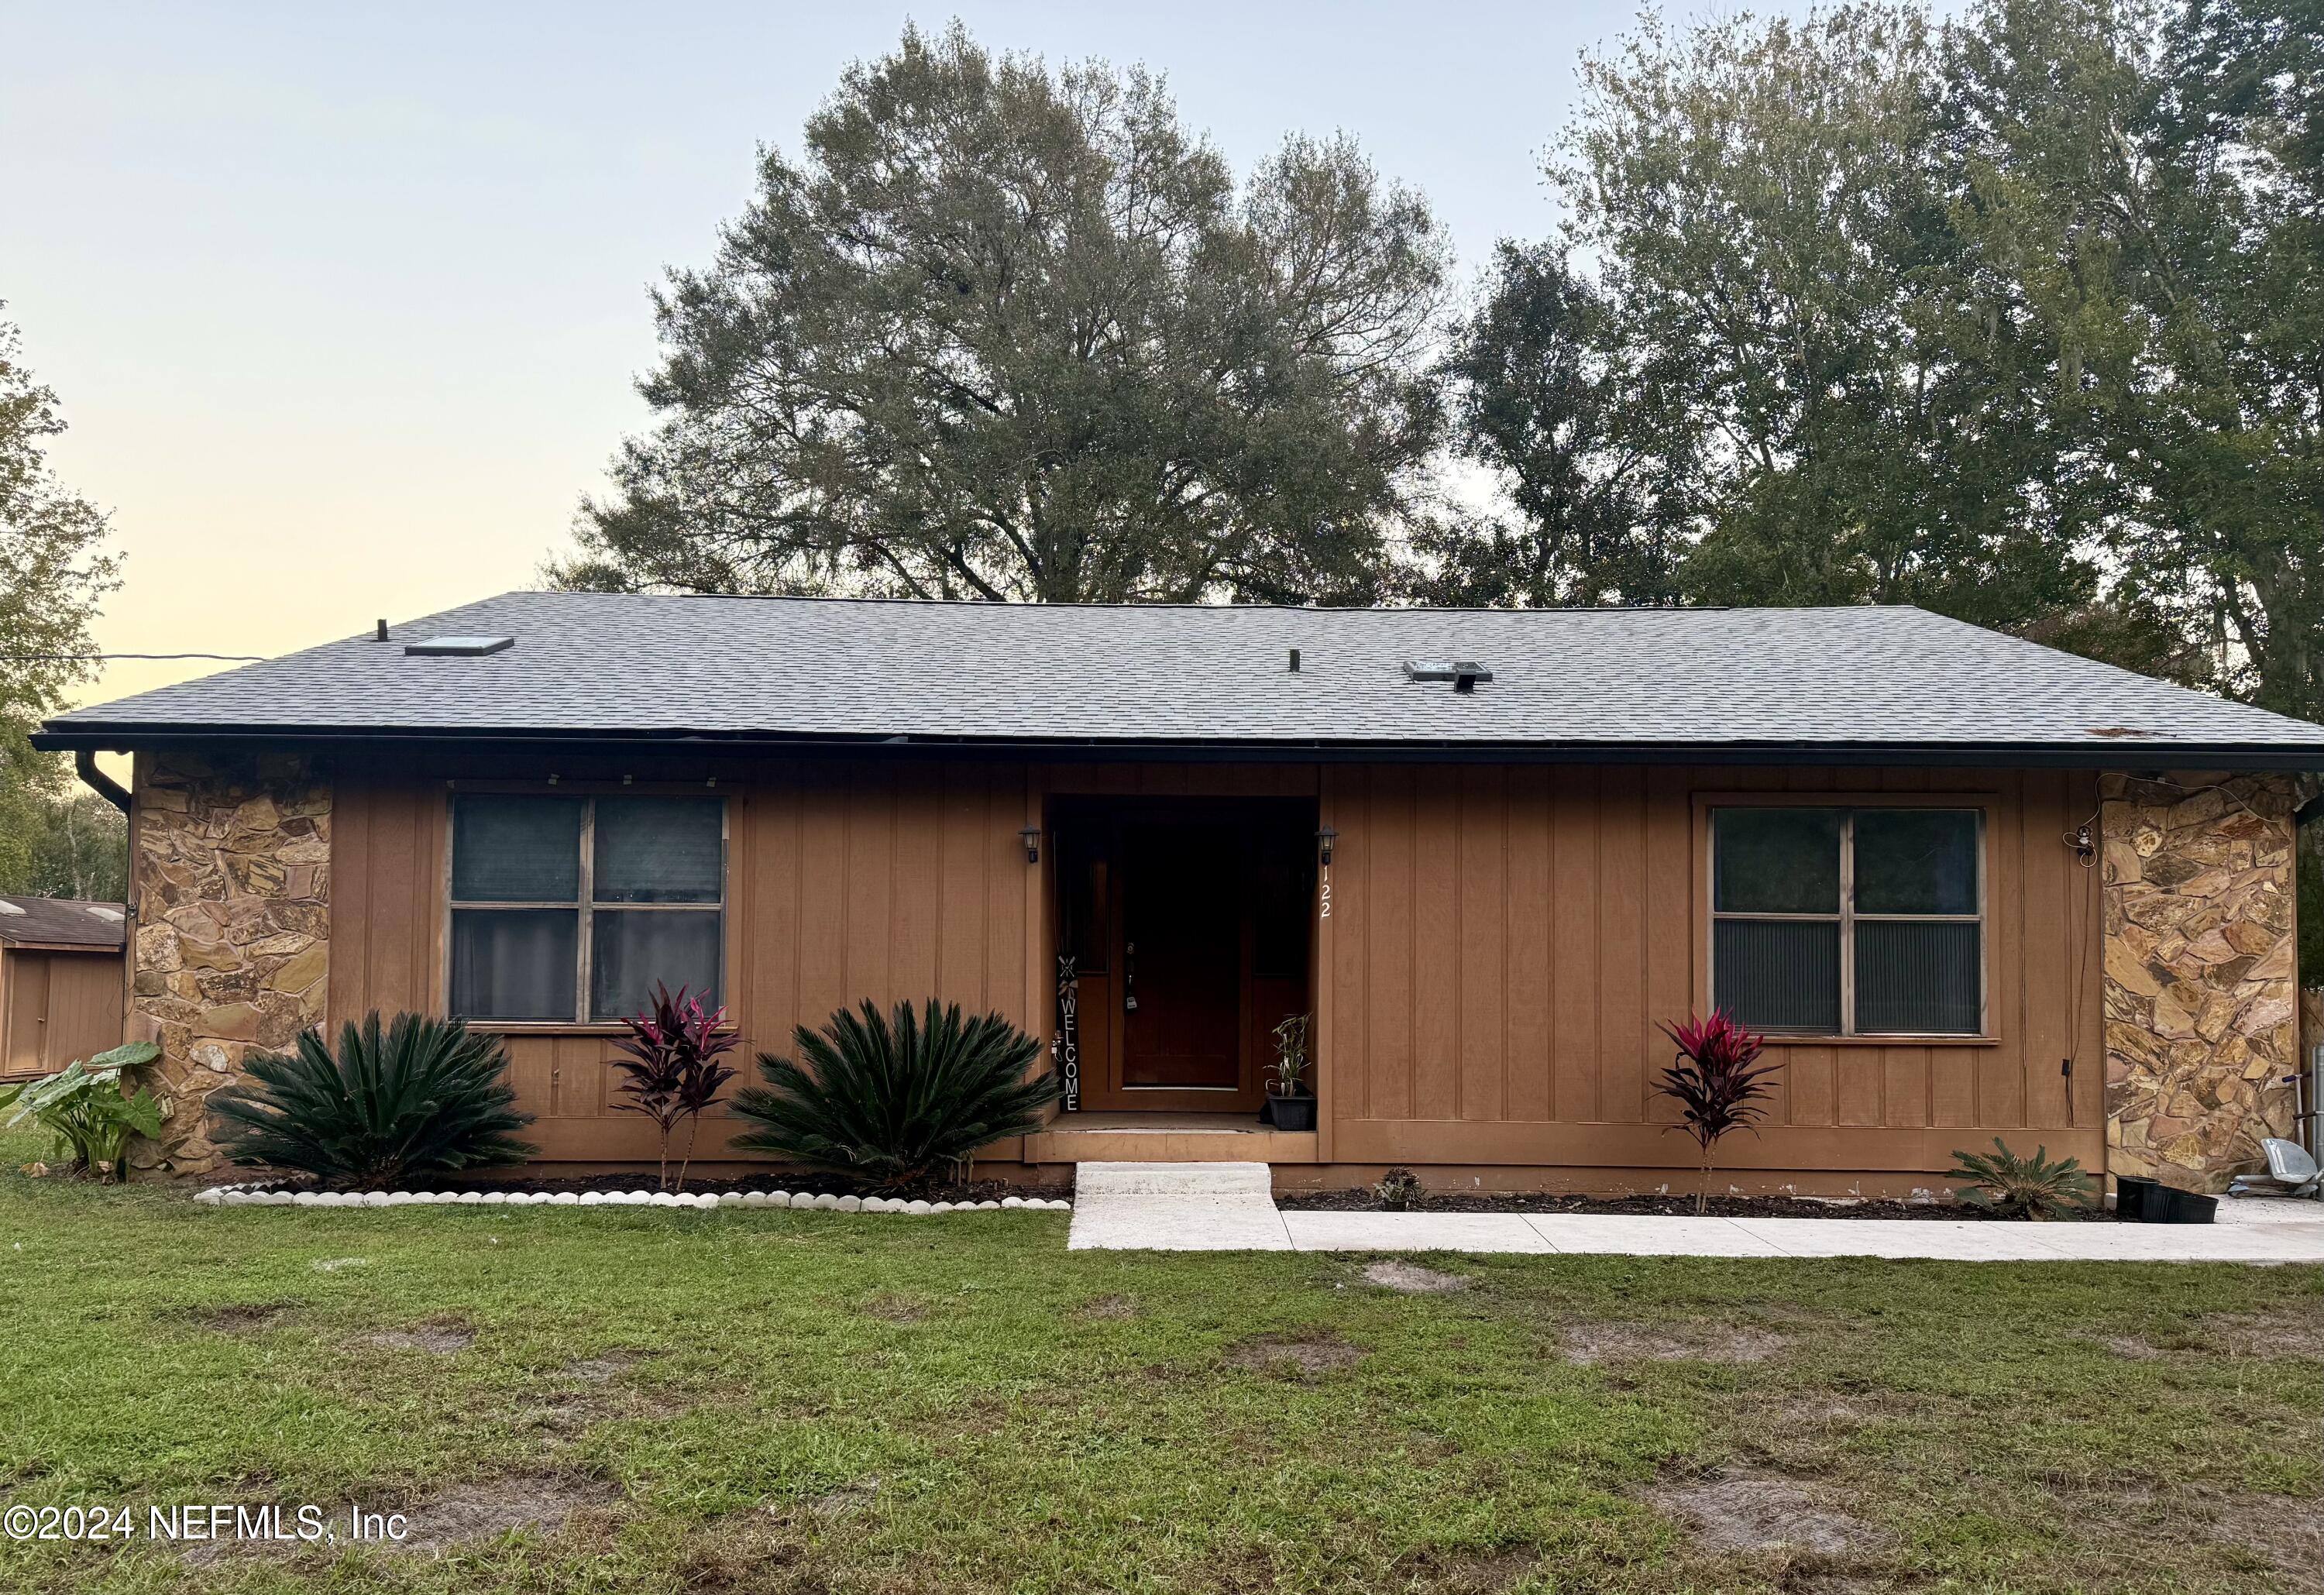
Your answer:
0,898 -> 127,949
37,592 -> 2324,762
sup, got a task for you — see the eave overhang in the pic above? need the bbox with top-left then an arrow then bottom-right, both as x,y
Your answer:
31,720 -> 2324,772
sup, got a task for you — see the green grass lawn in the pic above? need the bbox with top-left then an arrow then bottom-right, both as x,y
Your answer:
0,1136 -> 2317,1595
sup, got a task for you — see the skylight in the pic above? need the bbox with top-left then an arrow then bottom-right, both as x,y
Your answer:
404,635 -> 514,657
1403,659 -> 1494,693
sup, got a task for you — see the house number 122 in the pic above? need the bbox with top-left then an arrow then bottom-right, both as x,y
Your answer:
1318,868 -> 1332,919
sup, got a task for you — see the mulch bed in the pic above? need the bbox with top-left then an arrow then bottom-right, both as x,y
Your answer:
1275,1188 -> 2099,1221
231,1170 -> 1074,1204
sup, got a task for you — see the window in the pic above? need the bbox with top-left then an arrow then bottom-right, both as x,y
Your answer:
1711,806 -> 1982,1036
449,794 -> 724,1022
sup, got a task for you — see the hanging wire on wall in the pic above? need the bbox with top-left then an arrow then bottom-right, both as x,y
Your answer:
2060,806 -> 2107,1124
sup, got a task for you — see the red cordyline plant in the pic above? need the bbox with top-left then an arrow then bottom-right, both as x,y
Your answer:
609,984 -> 740,1193
1655,1009 -> 1782,1215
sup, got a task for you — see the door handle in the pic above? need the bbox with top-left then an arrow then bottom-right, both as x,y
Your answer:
1123,942 -> 1137,1011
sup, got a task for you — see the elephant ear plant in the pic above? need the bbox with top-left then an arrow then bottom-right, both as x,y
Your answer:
608,983 -> 741,1193
728,999 -> 1061,1192
1654,1010 -> 1780,1215
208,1012 -> 535,1190
0,1042 -> 163,1181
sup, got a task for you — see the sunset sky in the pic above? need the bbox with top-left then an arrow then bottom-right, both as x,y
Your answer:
4,2 -> 1857,733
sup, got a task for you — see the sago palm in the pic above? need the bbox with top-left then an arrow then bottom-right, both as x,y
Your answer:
1948,1140 -> 2097,1220
208,1012 -> 536,1188
727,999 -> 1059,1191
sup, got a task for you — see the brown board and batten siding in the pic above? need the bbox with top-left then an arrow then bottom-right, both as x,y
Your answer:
328,758 -> 1040,1164
327,754 -> 2100,1184
1318,763 -> 2104,1187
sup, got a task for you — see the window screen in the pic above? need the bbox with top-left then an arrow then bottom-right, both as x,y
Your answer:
1711,806 -> 1982,1036
449,793 -> 725,1021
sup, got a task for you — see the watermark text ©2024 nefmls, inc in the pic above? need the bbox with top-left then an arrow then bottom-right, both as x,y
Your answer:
6,1502 -> 411,1546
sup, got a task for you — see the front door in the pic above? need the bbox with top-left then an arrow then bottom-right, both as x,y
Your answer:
1119,822 -> 1243,1090
1050,799 -> 1315,1112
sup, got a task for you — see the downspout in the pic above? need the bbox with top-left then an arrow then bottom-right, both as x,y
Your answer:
75,749 -> 130,814
74,751 -> 153,1082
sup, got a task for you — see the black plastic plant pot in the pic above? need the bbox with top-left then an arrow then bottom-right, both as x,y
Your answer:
2114,1175 -> 2160,1222
1262,1094 -> 1317,1133
2157,1186 -> 2217,1225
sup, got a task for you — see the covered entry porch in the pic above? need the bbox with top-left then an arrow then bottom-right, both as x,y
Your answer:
1037,792 -> 1322,1160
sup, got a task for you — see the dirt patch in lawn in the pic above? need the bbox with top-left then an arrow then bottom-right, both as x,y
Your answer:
2058,1480 -> 2324,1593
1384,1545 -> 1540,1592
676,1517 -> 812,1595
1766,1394 -> 1904,1429
1561,1320 -> 1789,1366
180,1301 -> 296,1335
1650,1470 -> 1895,1558
525,1389 -> 624,1438
534,1350 -> 694,1436
2202,1491 -> 2324,1591
1076,1293 -> 1140,1319
184,1472 -> 618,1565
360,1316 -> 476,1353
1224,1330 -> 1366,1380
393,1473 -> 620,1554
562,1349 -> 651,1383
2202,1309 -> 2324,1360
859,1291 -> 930,1324
796,1477 -> 882,1519
536,1386 -> 693,1438
1363,1260 -> 1469,1294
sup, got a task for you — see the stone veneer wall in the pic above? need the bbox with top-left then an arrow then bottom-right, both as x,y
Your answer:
129,755 -> 329,1175
2102,771 -> 2299,1191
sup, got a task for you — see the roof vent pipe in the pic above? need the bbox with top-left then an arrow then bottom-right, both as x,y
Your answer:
1288,648 -> 1301,673
375,618 -> 387,641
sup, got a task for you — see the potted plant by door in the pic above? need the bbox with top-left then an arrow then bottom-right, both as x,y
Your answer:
1260,1013 -> 1316,1132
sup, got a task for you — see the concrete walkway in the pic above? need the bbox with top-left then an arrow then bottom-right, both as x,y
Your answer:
1067,1164 -> 2324,1263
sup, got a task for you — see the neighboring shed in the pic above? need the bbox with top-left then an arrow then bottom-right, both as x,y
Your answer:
0,897 -> 128,1081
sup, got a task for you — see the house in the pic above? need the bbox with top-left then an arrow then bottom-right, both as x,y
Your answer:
0,896 -> 127,1082
32,593 -> 2324,1192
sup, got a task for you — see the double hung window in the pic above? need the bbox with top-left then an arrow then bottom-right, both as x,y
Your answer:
449,794 -> 724,1022
1710,806 -> 1983,1036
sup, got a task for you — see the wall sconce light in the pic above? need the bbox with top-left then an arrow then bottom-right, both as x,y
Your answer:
1315,826 -> 1338,867
1019,826 -> 1043,864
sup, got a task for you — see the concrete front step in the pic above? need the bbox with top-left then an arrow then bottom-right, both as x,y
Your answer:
1025,1127 -> 1315,1165
1066,1160 -> 1294,1250
1072,1160 -> 1274,1196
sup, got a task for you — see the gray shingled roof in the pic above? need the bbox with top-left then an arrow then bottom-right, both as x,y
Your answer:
0,898 -> 127,949
36,591 -> 2324,763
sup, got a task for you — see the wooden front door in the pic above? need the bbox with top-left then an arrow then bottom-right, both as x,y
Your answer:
1119,823 -> 1242,1089
1050,798 -> 1315,1113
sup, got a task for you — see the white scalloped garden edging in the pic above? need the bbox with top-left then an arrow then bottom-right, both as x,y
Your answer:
193,1186 -> 1069,1214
